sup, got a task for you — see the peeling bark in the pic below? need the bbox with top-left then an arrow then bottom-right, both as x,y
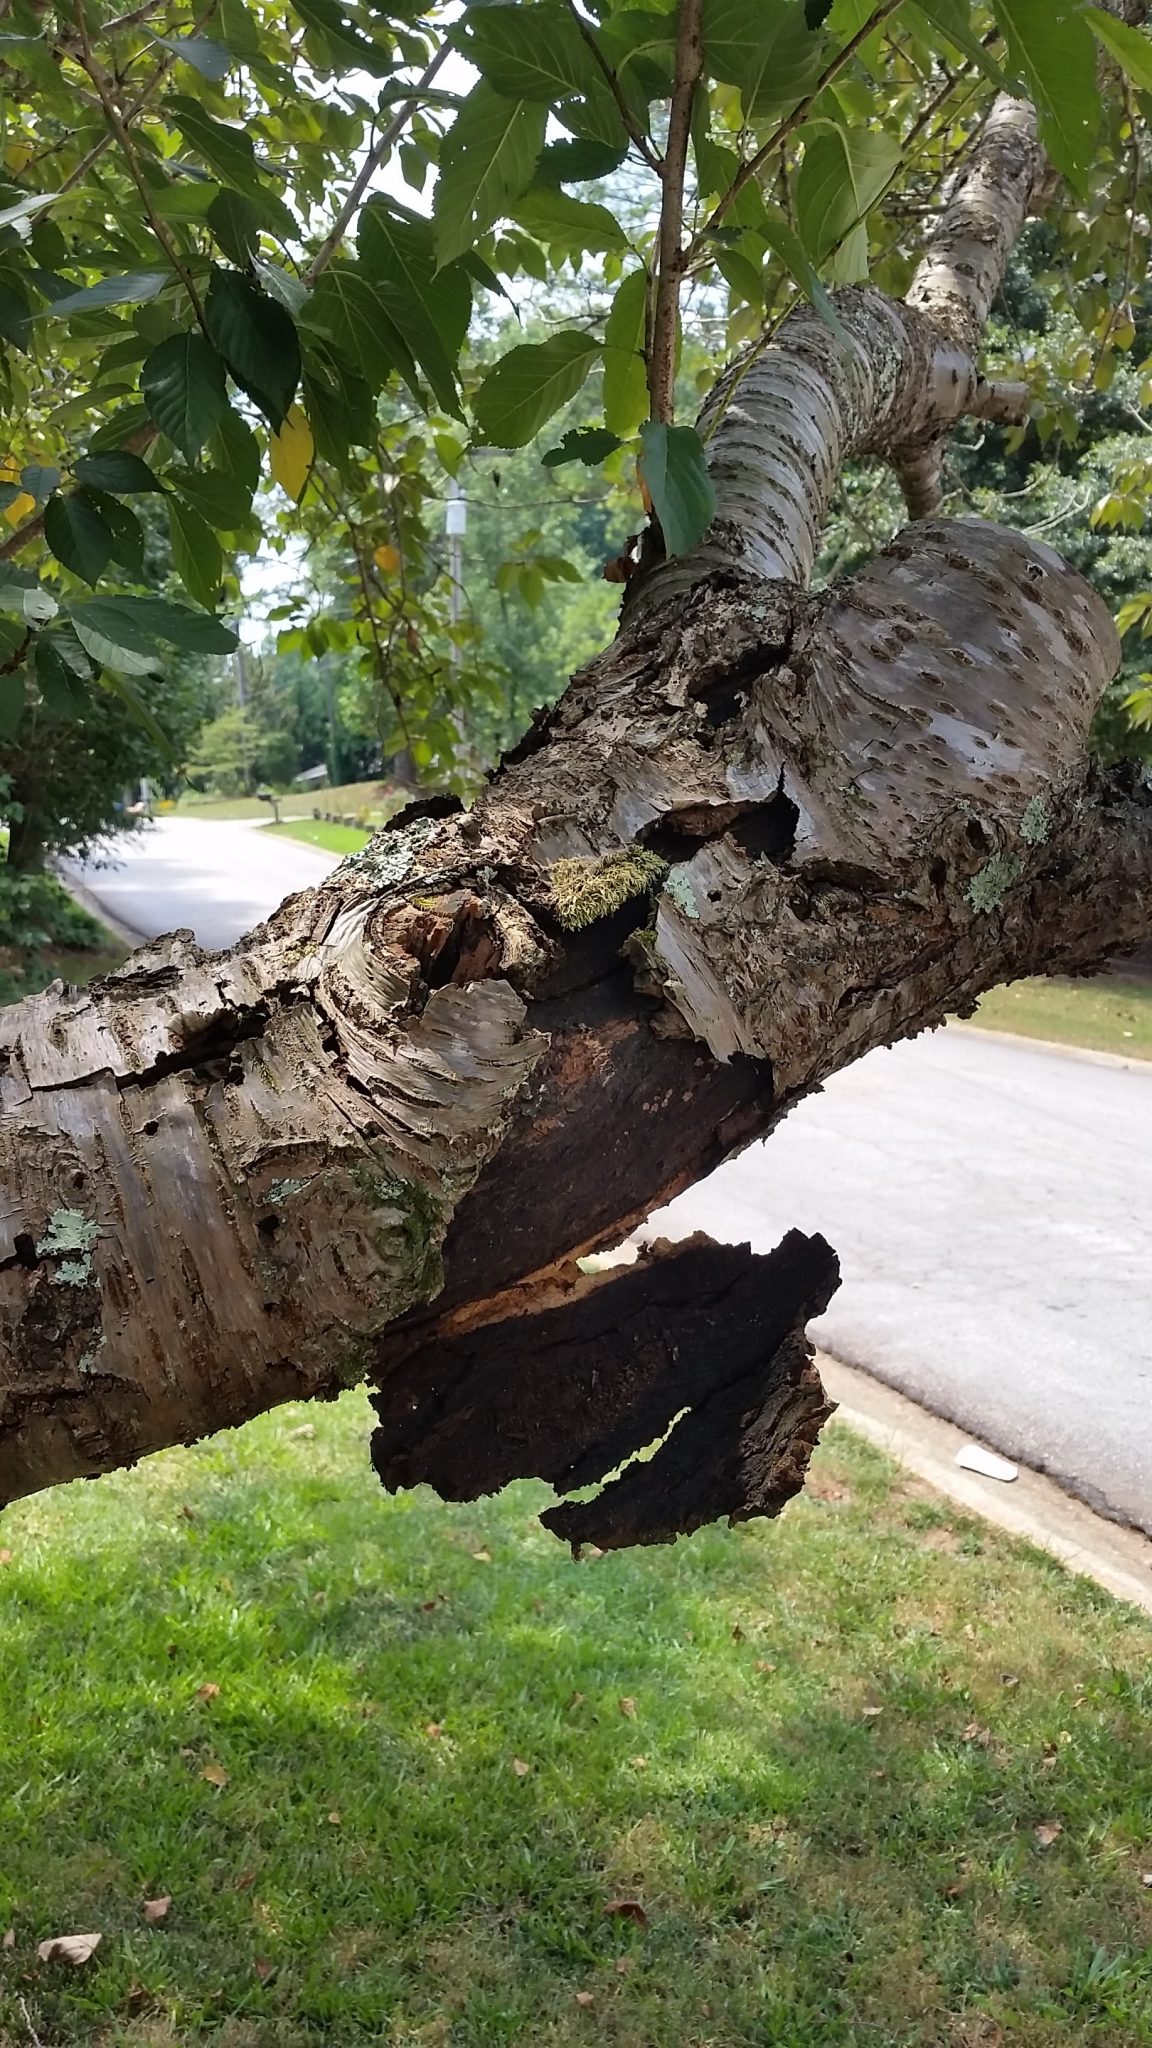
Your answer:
2,79 -> 1150,1545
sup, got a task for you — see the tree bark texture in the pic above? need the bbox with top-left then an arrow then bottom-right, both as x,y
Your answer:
3,85 -> 1150,1545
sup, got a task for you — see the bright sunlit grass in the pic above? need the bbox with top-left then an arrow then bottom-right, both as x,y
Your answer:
2,1393 -> 1151,2044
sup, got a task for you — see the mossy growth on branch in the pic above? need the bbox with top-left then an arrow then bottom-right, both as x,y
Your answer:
548,848 -> 668,930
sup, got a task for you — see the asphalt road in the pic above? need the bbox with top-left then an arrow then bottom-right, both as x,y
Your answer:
70,818 -> 1152,1536
62,815 -> 337,952
643,1031 -> 1152,1537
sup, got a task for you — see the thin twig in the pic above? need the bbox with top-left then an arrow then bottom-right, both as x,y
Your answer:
304,40 -> 451,285
566,0 -> 662,173
72,0 -> 208,327
0,423 -> 157,561
56,6 -> 216,199
648,0 -> 703,423
685,0 -> 905,262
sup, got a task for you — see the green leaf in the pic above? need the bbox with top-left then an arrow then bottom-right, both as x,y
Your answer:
702,0 -> 825,118
302,265 -> 418,397
170,465 -> 254,531
795,122 -> 900,267
434,82 -> 546,266
35,634 -> 88,717
253,256 -> 310,315
992,0 -> 1100,182
514,188 -> 630,255
168,93 -> 264,194
206,268 -> 300,429
74,450 -> 163,494
71,611 -> 162,677
472,330 -> 601,446
0,280 -> 30,350
42,271 -> 167,316
638,422 -> 716,555
71,595 -> 238,656
542,425 -> 622,466
602,266 -> 649,439
142,331 -> 229,460
168,496 -> 223,611
301,359 -> 376,474
19,462 -> 59,503
906,0 -> 1007,87
92,492 -> 146,576
207,188 -> 261,266
0,562 -> 57,625
209,401 -> 261,490
290,0 -> 394,76
0,668 -> 25,739
153,33 -> 232,79
1085,7 -> 1152,92
758,207 -> 846,338
459,3 -> 605,101
44,489 -> 113,585
535,137 -> 628,186
358,201 -> 471,415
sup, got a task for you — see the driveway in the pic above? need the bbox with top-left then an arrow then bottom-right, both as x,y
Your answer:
67,817 -> 1152,1535
62,815 -> 338,952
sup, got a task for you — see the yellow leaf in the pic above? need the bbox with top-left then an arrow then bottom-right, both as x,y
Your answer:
374,543 -> 401,575
4,144 -> 31,173
269,405 -> 314,502
0,455 -> 33,528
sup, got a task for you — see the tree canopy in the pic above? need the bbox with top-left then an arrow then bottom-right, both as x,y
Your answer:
3,0 -> 1152,781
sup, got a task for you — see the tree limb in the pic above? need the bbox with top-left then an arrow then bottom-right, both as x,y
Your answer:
647,0 -> 703,425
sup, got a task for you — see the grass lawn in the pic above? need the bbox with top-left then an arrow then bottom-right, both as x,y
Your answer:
964,977 -> 1152,1062
263,818 -> 372,855
174,783 -> 401,825
2,1398 -> 1150,2046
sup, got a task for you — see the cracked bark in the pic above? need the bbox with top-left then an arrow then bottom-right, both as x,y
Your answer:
2,82 -> 1150,1546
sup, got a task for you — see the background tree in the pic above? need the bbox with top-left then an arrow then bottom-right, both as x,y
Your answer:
4,0 -> 1152,1550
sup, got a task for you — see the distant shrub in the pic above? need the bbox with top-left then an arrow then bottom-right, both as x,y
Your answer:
0,871 -> 108,953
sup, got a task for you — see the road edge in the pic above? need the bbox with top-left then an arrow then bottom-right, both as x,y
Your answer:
53,866 -> 149,950
818,1351 -> 1152,1617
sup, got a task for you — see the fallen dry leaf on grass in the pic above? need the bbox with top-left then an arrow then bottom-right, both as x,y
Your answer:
962,1722 -> 992,1746
195,1683 -> 220,1703
1034,1821 -> 1063,1848
327,1811 -> 342,1826
603,1899 -> 648,1927
37,1933 -> 102,1966
0,1548 -> 12,1565
618,1697 -> 636,1720
142,1898 -> 170,1925
1141,1872 -> 1152,1888
470,1548 -> 492,1563
425,1722 -> 443,1739
511,1757 -> 531,1777
2,1928 -> 13,1948
201,1762 -> 230,1788
574,1991 -> 594,2007
254,1958 -> 273,1982
287,1423 -> 315,1440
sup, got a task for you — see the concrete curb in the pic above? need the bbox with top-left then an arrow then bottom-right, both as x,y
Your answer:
819,1351 -> 1152,1617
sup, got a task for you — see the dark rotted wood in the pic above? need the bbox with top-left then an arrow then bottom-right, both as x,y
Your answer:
429,960 -> 778,1313
371,1229 -> 839,1547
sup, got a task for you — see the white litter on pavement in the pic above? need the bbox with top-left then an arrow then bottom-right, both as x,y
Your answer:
955,1443 -> 1019,1483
